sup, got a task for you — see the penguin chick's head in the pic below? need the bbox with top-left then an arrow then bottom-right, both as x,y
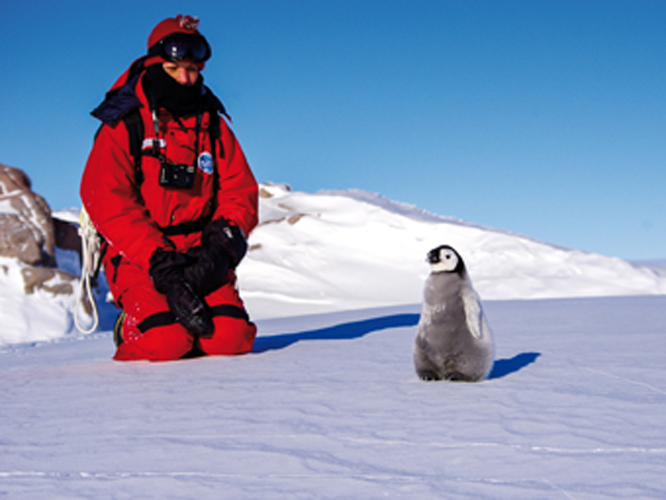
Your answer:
427,245 -> 465,274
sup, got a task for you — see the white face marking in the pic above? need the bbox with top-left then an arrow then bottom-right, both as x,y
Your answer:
430,248 -> 459,273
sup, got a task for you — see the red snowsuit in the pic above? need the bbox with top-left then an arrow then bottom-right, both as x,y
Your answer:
81,60 -> 258,361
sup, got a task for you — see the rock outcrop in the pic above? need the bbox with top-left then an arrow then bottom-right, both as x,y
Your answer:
0,164 -> 56,265
0,164 -> 78,295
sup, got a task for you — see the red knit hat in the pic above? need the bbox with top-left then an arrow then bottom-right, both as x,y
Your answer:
145,15 -> 208,68
148,15 -> 202,49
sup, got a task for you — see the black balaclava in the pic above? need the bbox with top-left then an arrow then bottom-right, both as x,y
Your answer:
143,64 -> 205,118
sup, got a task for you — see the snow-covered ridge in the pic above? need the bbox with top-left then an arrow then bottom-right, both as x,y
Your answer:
1,183 -> 665,346
237,183 -> 666,319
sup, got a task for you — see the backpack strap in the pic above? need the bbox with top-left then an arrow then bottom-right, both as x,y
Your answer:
208,112 -> 222,212
121,109 -> 145,188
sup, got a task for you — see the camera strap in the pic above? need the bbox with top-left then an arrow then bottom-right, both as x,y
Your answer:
121,107 -> 222,208
147,109 -> 167,161
146,109 -> 204,163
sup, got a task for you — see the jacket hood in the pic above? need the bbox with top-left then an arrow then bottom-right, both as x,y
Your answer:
91,56 -> 227,127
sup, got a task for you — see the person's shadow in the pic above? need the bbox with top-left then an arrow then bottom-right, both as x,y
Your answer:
252,313 -> 420,353
253,313 -> 541,379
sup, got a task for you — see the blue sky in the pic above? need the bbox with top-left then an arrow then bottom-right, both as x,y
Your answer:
2,0 -> 664,260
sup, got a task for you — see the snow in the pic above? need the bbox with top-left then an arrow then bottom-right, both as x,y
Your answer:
2,184 -> 665,345
2,297 -> 666,498
239,184 -> 666,319
1,185 -> 666,498
0,256 -> 78,345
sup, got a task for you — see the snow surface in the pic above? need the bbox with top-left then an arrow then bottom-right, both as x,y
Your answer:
1,296 -> 666,499
1,185 -> 665,498
0,256 -> 79,345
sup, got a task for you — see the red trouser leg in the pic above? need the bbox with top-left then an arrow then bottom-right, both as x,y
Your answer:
113,281 -> 195,362
198,316 -> 257,355
112,271 -> 255,361
197,277 -> 257,355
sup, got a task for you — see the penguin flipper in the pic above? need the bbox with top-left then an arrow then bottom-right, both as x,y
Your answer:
462,286 -> 488,340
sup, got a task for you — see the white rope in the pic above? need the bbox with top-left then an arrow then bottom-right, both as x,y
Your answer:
74,207 -> 101,334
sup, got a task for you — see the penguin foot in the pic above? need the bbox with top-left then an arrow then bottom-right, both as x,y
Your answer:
445,371 -> 475,382
418,370 -> 442,381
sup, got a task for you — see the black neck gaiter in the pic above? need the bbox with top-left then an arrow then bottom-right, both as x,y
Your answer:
143,64 -> 205,118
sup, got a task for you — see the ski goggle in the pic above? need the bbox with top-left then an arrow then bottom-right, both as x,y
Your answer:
148,33 -> 211,63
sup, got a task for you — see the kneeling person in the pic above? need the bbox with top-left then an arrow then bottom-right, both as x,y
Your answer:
81,15 -> 258,361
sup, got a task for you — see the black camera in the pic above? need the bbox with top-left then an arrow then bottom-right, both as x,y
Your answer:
159,162 -> 196,189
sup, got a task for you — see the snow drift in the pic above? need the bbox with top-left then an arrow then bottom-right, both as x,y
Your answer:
1,183 -> 665,346
237,183 -> 666,319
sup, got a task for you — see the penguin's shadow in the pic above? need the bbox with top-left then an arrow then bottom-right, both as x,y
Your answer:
252,314 -> 541,380
252,313 -> 420,353
488,352 -> 541,379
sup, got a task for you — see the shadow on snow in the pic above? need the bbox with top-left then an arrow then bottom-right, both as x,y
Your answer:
252,313 -> 541,380
252,313 -> 420,353
488,352 -> 541,379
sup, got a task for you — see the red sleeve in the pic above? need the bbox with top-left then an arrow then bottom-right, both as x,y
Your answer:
212,120 -> 259,237
80,123 -> 173,272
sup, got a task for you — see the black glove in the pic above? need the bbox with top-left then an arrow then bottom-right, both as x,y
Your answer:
202,218 -> 248,269
148,248 -> 214,337
180,218 -> 246,296
182,245 -> 231,297
148,248 -> 190,294
163,280 -> 214,338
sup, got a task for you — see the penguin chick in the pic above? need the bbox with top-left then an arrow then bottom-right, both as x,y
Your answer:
414,245 -> 494,382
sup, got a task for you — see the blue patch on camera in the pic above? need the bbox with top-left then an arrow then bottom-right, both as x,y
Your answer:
197,152 -> 214,175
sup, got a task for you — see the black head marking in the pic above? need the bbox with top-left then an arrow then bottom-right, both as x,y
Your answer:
426,245 -> 466,274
